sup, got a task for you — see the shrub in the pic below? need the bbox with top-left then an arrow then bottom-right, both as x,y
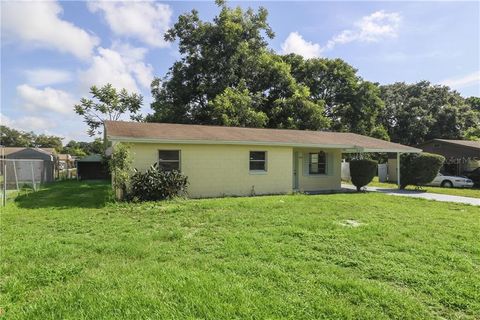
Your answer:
400,152 -> 445,189
109,143 -> 132,199
350,159 -> 378,191
129,164 -> 188,201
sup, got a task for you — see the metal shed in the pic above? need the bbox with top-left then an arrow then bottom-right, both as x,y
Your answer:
2,147 -> 56,182
76,154 -> 110,180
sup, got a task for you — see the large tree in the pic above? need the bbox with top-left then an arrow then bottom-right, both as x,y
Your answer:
283,55 -> 385,136
379,81 -> 479,145
0,125 -> 63,151
0,126 -> 34,147
148,1 -> 329,130
33,134 -> 63,151
74,84 -> 143,136
62,138 -> 104,156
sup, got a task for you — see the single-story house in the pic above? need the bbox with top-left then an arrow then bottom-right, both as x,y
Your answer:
1,147 -> 56,183
416,139 -> 480,175
76,154 -> 110,180
104,121 -> 420,198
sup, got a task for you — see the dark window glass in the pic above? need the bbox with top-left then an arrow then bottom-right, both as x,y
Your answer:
158,150 -> 180,172
159,150 -> 180,161
250,151 -> 266,161
249,151 -> 266,171
309,152 -> 326,174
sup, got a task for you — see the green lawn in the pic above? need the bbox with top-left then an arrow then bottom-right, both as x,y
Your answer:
1,181 -> 479,319
363,177 -> 480,199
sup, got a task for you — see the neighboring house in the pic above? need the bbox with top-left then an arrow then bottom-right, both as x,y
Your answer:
105,121 -> 420,198
416,139 -> 480,175
1,147 -> 56,183
57,153 -> 74,170
77,154 -> 109,180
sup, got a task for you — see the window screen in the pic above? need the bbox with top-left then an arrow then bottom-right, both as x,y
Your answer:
309,152 -> 326,174
158,150 -> 180,171
249,151 -> 266,171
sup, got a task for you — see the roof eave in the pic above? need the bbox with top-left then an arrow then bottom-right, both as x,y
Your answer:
106,135 -> 354,149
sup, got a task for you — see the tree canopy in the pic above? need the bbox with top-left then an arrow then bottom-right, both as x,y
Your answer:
148,1 -> 329,130
0,125 -> 104,156
378,81 -> 479,145
74,84 -> 143,136
0,125 -> 62,151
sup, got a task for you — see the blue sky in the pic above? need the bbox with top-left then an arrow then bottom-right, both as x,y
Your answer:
1,1 -> 479,142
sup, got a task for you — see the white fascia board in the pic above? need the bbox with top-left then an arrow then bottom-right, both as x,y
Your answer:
106,135 -> 354,149
360,148 -> 422,153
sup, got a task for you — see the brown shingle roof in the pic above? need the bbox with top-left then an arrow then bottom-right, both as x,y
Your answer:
433,139 -> 480,150
105,121 -> 420,153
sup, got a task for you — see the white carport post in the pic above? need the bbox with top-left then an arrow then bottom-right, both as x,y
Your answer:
397,152 -> 401,189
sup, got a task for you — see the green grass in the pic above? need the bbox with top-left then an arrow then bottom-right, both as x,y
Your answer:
1,181 -> 479,319
363,177 -> 480,199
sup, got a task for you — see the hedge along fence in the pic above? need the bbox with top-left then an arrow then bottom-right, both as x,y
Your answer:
350,159 -> 378,191
400,152 -> 445,189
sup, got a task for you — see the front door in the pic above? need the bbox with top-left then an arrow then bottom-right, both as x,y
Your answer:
292,151 -> 299,189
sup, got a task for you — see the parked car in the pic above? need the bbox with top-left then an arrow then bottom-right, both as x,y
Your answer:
463,167 -> 480,186
426,173 -> 474,188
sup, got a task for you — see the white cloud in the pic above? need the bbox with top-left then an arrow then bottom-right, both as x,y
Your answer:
24,69 -> 73,86
1,1 -> 99,60
281,32 -> 321,58
1,113 -> 55,132
325,11 -> 401,50
79,44 -> 153,93
87,1 -> 172,47
281,11 -> 401,58
440,71 -> 480,89
16,85 -> 75,115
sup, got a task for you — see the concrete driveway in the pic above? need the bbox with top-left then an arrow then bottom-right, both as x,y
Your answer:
342,184 -> 480,206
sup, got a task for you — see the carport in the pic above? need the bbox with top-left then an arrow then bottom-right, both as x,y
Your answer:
341,139 -> 422,189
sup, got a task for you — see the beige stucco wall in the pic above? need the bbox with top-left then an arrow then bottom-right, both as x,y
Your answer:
127,143 -> 294,198
295,148 -> 342,192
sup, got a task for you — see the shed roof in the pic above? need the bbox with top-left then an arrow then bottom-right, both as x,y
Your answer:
105,121 -> 420,153
1,147 -> 56,156
77,154 -> 103,162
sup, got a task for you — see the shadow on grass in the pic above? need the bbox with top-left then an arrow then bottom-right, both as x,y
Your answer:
15,180 -> 112,209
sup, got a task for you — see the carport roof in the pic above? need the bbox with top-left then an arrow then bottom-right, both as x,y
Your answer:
105,121 -> 421,153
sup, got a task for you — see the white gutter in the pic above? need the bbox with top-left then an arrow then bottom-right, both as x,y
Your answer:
360,147 -> 422,153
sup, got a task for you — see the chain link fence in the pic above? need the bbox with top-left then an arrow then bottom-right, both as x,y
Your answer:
1,159 -> 45,205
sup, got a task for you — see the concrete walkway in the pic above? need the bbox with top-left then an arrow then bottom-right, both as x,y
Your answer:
342,184 -> 480,206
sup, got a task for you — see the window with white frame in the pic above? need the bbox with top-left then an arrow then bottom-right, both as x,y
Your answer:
158,150 -> 180,172
309,151 -> 326,174
249,151 -> 267,171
